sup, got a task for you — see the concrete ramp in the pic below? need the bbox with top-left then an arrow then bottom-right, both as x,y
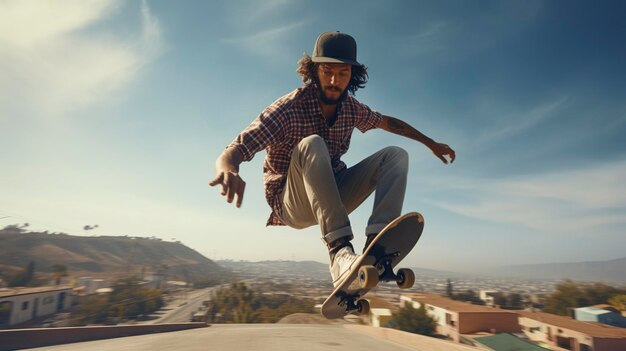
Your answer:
22,324 -> 478,351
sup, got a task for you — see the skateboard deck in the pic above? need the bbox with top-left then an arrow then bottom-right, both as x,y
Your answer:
320,212 -> 424,319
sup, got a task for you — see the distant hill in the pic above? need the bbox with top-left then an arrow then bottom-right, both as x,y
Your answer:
0,227 -> 228,282
488,257 -> 626,283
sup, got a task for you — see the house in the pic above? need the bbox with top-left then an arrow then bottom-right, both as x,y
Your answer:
76,277 -> 109,295
370,308 -> 393,328
0,285 -> 72,327
574,307 -> 626,328
518,310 -> 626,351
480,290 -> 499,307
400,293 -> 521,343
367,295 -> 397,328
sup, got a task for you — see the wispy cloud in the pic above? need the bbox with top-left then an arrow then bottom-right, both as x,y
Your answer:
499,160 -> 626,209
243,0 -> 292,23
402,21 -> 450,57
222,21 -> 308,62
398,2 -> 542,60
480,96 -> 569,142
427,159 -> 626,235
0,0 -> 163,119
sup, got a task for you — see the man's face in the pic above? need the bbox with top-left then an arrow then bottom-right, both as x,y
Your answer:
316,63 -> 352,105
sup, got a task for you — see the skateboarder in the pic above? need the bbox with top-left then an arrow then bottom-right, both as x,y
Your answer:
210,32 -> 455,289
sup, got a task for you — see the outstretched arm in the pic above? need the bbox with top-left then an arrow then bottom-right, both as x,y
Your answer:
378,115 -> 456,164
209,147 -> 246,207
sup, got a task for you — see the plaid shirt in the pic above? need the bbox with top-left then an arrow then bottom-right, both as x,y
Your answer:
229,84 -> 383,226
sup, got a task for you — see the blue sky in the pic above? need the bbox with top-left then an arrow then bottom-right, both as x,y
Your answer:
1,0 -> 625,272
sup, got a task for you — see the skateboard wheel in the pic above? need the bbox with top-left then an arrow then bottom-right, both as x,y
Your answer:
396,268 -> 415,289
358,265 -> 379,289
356,299 -> 370,315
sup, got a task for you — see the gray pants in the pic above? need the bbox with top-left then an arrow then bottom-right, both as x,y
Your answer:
280,135 -> 408,247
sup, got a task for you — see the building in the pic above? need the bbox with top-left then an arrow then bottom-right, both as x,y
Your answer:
518,310 -> 626,351
480,290 -> 499,307
401,293 -> 521,343
0,286 -> 72,327
76,277 -> 109,295
367,295 -> 397,328
574,307 -> 626,328
370,308 -> 393,328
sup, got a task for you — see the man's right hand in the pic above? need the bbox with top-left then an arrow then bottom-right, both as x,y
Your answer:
209,170 -> 246,208
209,147 -> 246,208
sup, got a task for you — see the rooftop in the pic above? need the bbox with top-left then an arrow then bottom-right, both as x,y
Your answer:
518,311 -> 626,338
591,304 -> 621,313
1,324 -> 482,351
403,293 -> 517,314
0,285 -> 72,299
576,307 -> 612,316
474,333 -> 548,351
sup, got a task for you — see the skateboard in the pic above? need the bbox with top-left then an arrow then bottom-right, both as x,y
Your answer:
320,212 -> 424,319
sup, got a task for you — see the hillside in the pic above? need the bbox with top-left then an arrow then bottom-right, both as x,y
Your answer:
0,227 -> 228,282
489,257 -> 626,283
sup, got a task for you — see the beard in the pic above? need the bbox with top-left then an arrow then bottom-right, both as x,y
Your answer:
315,82 -> 348,105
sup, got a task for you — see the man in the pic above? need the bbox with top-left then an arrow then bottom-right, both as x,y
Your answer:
210,32 -> 455,288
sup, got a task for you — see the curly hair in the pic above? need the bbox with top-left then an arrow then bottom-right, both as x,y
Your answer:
296,54 -> 368,95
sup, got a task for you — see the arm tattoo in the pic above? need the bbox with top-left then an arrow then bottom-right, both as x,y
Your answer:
387,118 -> 410,136
383,115 -> 434,146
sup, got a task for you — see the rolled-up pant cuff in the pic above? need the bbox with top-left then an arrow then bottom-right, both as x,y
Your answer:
366,223 -> 388,236
323,226 -> 354,246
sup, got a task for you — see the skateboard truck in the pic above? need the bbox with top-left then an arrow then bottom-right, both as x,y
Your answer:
335,291 -> 370,315
376,252 -> 401,282
358,251 -> 416,290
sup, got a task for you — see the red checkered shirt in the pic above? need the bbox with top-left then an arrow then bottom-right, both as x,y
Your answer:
229,84 -> 383,226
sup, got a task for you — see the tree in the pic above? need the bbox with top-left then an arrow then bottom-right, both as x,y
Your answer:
207,282 -> 312,323
508,293 -> 523,309
390,303 -> 437,336
446,279 -> 454,298
608,295 -> 626,311
72,277 -> 164,325
544,280 -> 626,315
584,283 -> 624,305
231,283 -> 259,323
72,295 -> 110,325
493,292 -> 508,307
52,264 -> 68,285
455,289 -> 482,304
7,261 -> 37,287
1,223 -> 29,234
544,280 -> 587,315
109,278 -> 164,320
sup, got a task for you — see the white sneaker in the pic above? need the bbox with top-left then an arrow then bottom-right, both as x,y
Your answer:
329,246 -> 360,288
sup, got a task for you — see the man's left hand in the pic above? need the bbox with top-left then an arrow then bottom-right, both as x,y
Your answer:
430,142 -> 456,164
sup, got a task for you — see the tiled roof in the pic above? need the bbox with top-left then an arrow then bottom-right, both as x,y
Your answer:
403,293 -> 517,314
518,311 -> 626,338
0,285 -> 72,298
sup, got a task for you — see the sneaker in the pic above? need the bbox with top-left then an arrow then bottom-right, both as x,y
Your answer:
329,245 -> 360,288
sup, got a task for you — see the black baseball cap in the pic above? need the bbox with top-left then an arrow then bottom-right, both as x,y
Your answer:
312,32 -> 361,66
